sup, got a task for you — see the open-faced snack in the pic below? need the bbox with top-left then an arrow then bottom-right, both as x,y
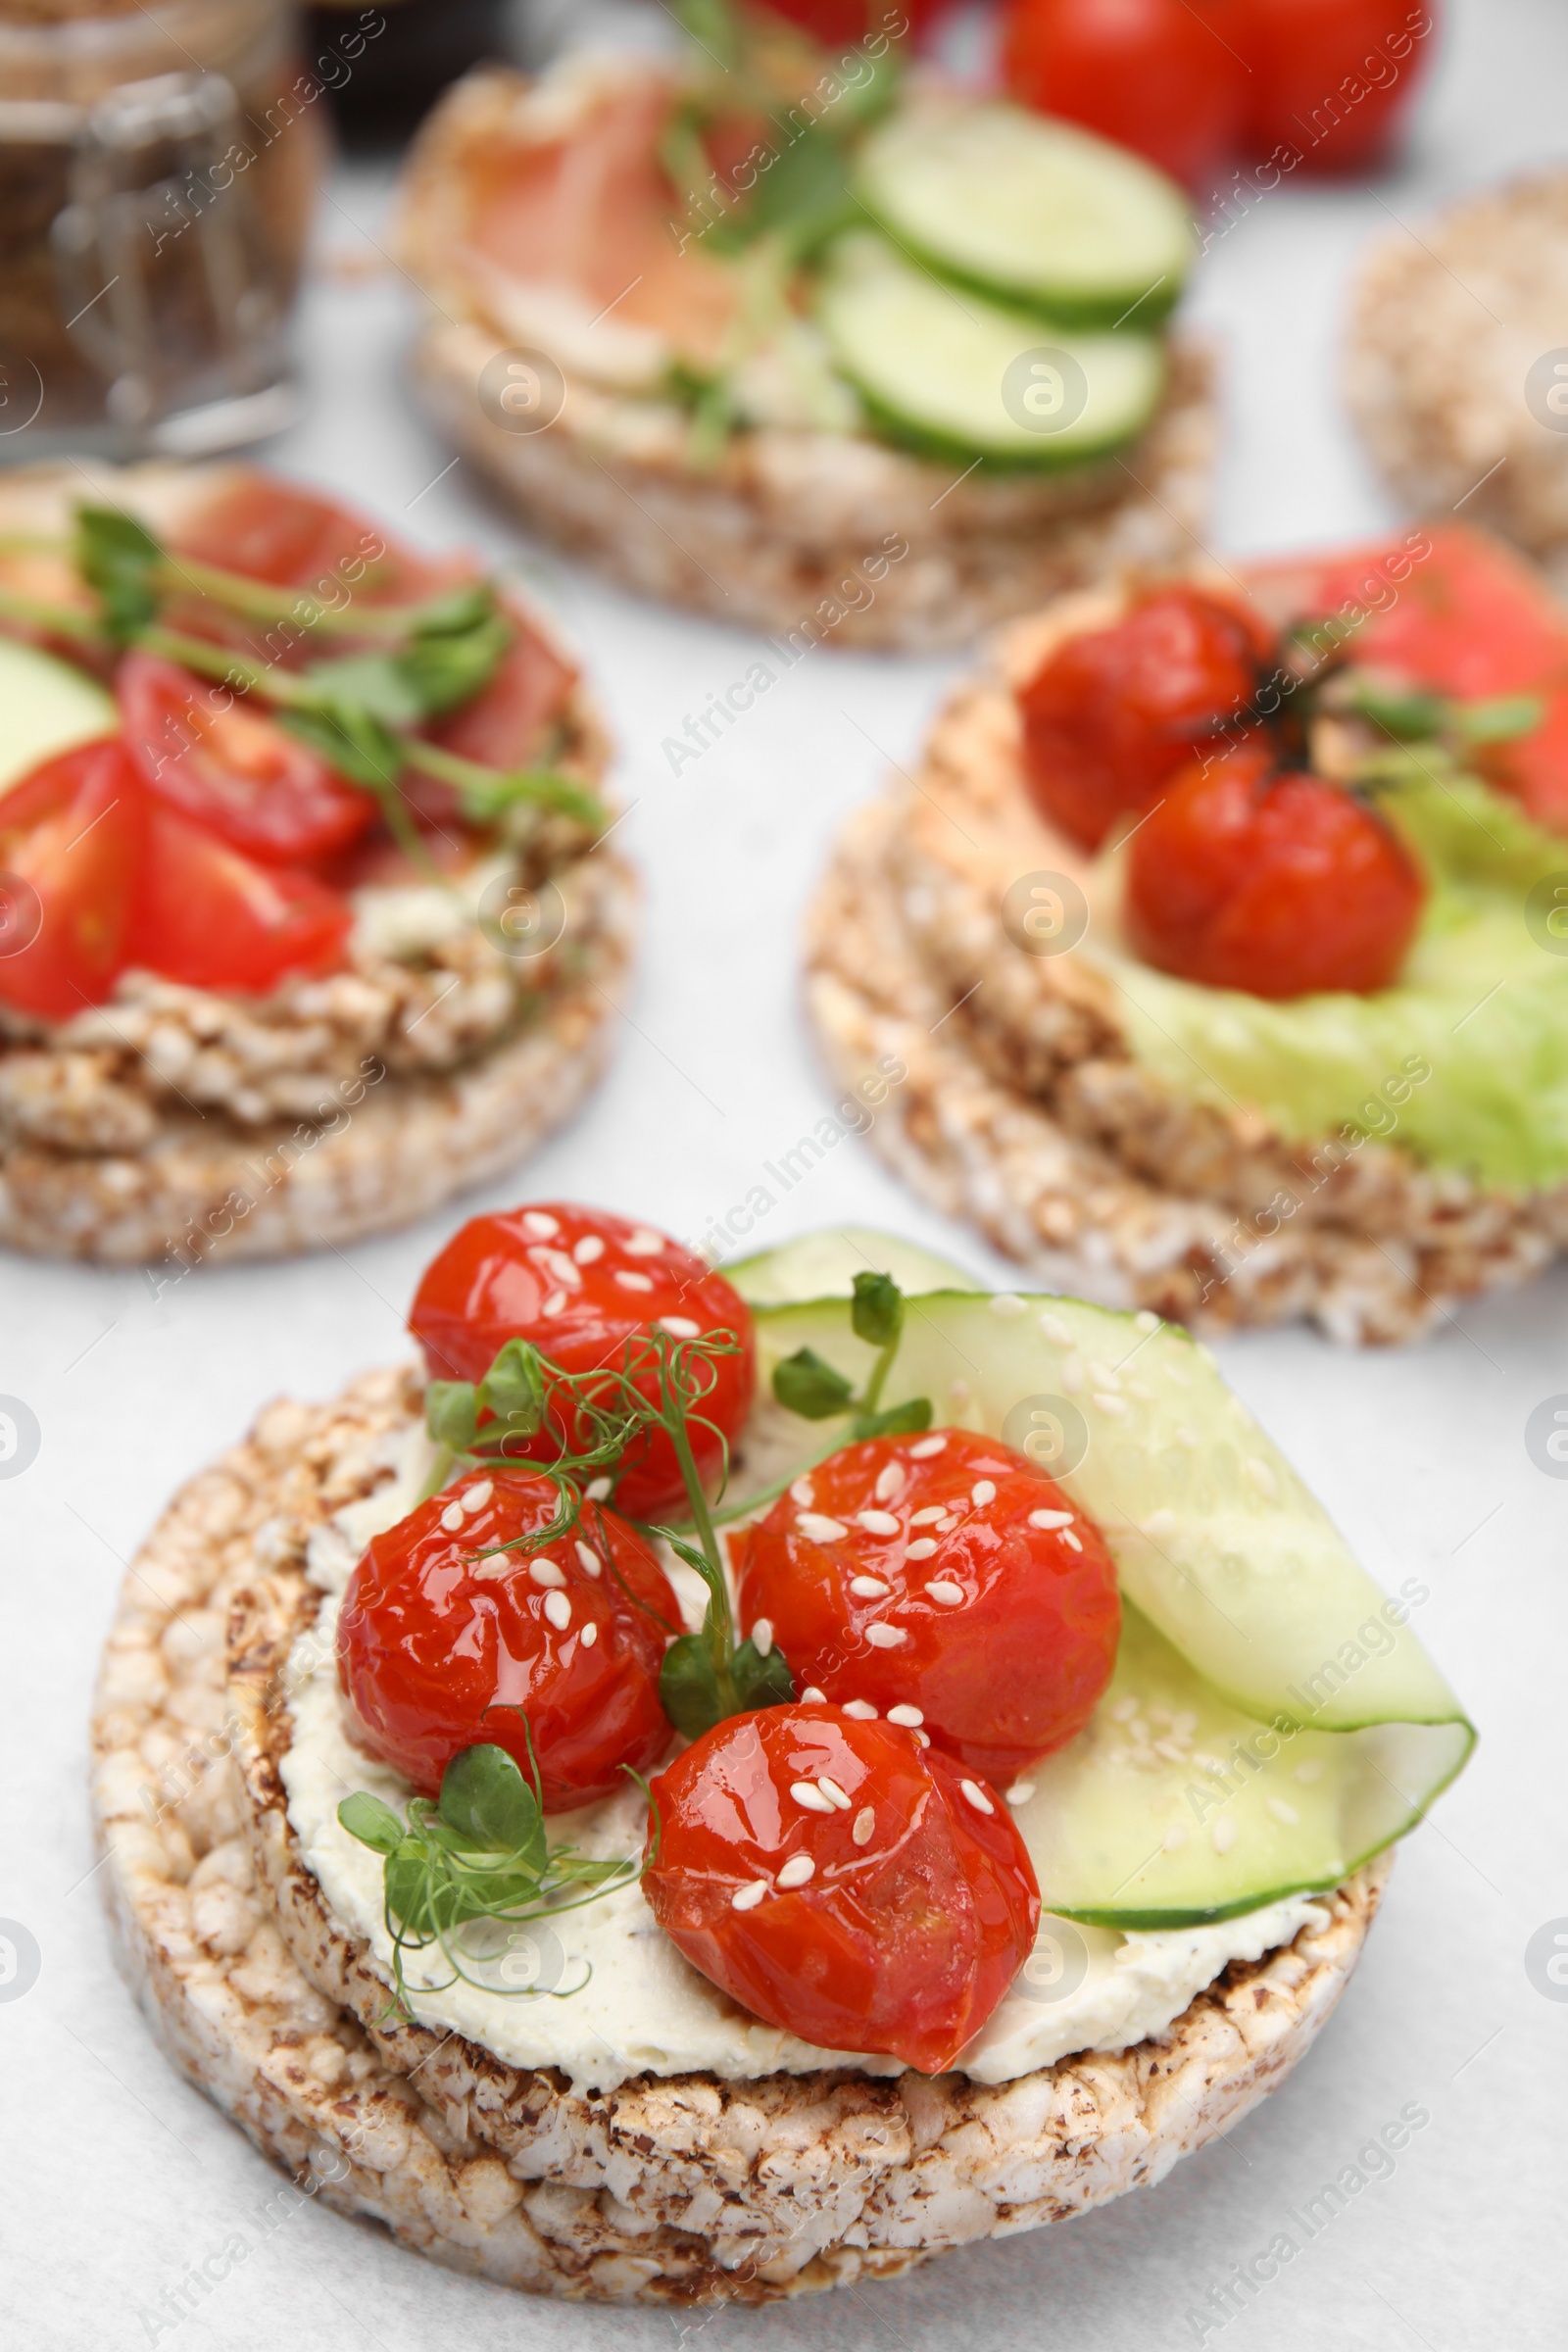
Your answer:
91,1210 -> 1470,2301
808,524 -> 1568,1340
391,7 -> 1215,652
0,465 -> 631,1263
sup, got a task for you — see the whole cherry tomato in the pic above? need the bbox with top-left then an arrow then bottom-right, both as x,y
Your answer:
1018,586 -> 1267,851
410,1204 -> 756,1522
0,738 -> 144,1019
1230,0 -> 1438,177
1123,737 -> 1426,997
1003,0 -> 1245,192
117,652 -> 375,866
731,1429 -> 1119,1785
338,1467 -> 680,1810
127,807 -> 352,995
642,1704 -> 1040,2073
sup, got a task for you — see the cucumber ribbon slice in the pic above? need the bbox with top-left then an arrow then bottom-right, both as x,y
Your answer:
725,1247 -> 1474,1928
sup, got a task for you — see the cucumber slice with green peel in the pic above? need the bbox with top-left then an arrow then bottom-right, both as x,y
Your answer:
816,233 -> 1166,469
724,1225 -> 983,1306
856,102 -> 1194,327
0,636 -> 116,795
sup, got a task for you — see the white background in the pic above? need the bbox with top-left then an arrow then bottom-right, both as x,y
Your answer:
4,1 -> 1567,2343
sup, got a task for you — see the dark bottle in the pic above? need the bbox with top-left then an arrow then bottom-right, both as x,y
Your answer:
302,0 -> 513,140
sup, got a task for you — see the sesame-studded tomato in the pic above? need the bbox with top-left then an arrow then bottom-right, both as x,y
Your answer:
409,1204 -> 756,1521
337,1467 -> 680,1811
642,1705 -> 1040,2074
730,1430 -> 1120,1786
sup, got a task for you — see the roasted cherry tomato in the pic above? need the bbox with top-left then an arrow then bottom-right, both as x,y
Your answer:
127,807 -> 352,995
1004,0 -> 1245,192
1230,0 -> 1438,177
410,1204 -> 756,1521
1019,587 -> 1267,850
117,652 -> 374,866
642,1704 -> 1040,2074
1123,738 -> 1426,997
0,738 -> 144,1018
338,1467 -> 680,1811
732,1430 -> 1119,1785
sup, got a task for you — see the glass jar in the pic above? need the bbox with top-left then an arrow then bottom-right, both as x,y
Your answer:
0,0 -> 329,464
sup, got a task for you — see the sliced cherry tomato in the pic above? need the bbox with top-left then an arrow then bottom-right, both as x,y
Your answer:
425,619 -> 576,773
1003,0 -> 1246,192
168,476 -> 436,599
0,738 -> 144,1019
337,1468 -> 680,1811
1019,587 -> 1267,850
1123,738 -> 1426,997
117,652 -> 375,866
1230,0 -> 1438,177
643,1704 -> 1039,2074
127,807 -> 352,995
731,1429 -> 1120,1784
410,1204 -> 756,1522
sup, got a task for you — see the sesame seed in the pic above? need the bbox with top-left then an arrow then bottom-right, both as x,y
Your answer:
440,1502 -> 465,1533
1093,1394 -> 1125,1416
990,1293 -> 1027,1317
1152,1739 -> 1187,1763
886,1704 -> 923,1728
874,1463 -> 905,1503
1090,1364 -> 1120,1392
660,1316 -> 700,1339
959,1780 -> 995,1815
865,1624 -> 907,1648
581,1622 -> 599,1647
1161,1823 -> 1187,1852
1295,1760 -> 1323,1784
791,1782 -> 834,1813
614,1270 -> 654,1292
751,1617 -> 774,1658
1196,1753 -> 1228,1776
908,1436 -> 947,1458
575,1542 -> 601,1578
798,1513 -> 848,1543
543,1590 -> 571,1632
852,1808 -> 875,1846
905,1539 -> 938,1560
731,1879 -> 767,1911
522,1209 -> 560,1237
1028,1508 -> 1073,1531
1060,1354 -> 1084,1395
1128,1381 -> 1156,1402
970,1480 -> 997,1508
817,1777 -> 852,1811
913,1730 -> 930,1747
776,1853 -> 815,1888
909,1506 -> 946,1526
926,1580 -> 964,1605
1141,1509 -> 1177,1538
801,1686 -> 826,1703
1212,1816 -> 1237,1855
585,1477 -> 612,1501
1247,1456 -> 1278,1498
850,1575 -> 890,1598
1005,1781 -> 1035,1806
528,1557 -> 566,1588
1135,1309 -> 1159,1333
935,1514 -> 958,1532
843,1698 -> 878,1720
1267,1796 -> 1301,1825
1060,1530 -> 1083,1552
790,1478 -> 815,1507
1110,1695 -> 1139,1722
624,1228 -> 665,1255
541,1290 -> 568,1319
573,1235 -> 605,1264
461,1481 -> 493,1514
856,1509 -> 901,1536
1173,1711 -> 1199,1738
1040,1312 -> 1073,1346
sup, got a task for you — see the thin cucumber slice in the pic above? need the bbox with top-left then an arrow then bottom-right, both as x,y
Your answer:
0,636 -> 116,795
856,100 -> 1194,326
724,1225 -> 983,1306
816,232 -> 1166,469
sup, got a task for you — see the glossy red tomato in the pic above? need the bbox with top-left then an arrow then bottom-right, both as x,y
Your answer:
1019,587 -> 1267,851
168,476 -> 435,600
643,1704 -> 1040,2073
0,738 -> 144,1018
338,1468 -> 680,1811
1004,0 -> 1246,191
731,1429 -> 1120,1785
1124,738 -> 1426,996
410,1204 -> 756,1521
128,807 -> 351,995
425,621 -> 576,772
1230,0 -> 1438,176
758,1 -> 943,40
117,652 -> 374,866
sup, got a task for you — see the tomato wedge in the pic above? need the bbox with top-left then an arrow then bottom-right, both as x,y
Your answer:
117,652 -> 374,866
0,739 -> 144,1019
128,807 -> 351,995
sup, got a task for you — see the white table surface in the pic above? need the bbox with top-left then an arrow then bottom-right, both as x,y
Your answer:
5,1 -> 1567,2343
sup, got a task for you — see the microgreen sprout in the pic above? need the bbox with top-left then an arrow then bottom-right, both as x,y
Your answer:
770,1270 -> 932,1441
